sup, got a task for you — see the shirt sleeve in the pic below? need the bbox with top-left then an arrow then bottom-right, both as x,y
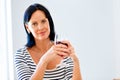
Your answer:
64,57 -> 74,79
14,48 -> 32,80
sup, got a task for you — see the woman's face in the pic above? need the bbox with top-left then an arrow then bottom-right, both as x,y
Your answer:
26,10 -> 50,41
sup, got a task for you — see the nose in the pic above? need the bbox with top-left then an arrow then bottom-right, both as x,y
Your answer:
37,23 -> 44,30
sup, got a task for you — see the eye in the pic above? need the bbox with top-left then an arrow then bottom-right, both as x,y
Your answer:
32,22 -> 38,26
41,19 -> 47,24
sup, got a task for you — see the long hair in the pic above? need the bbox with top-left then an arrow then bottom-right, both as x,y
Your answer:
24,3 -> 55,47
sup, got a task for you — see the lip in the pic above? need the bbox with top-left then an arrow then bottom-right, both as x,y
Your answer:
39,31 -> 46,35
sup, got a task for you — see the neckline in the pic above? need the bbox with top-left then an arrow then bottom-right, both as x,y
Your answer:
25,46 -> 66,71
25,47 -> 37,66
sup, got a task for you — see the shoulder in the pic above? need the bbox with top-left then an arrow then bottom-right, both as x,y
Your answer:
16,46 -> 27,54
16,46 -> 27,52
14,46 -> 28,59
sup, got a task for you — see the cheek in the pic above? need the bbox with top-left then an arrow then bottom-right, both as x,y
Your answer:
45,28 -> 50,38
29,27 -> 36,35
48,26 -> 51,35
45,26 -> 50,38
48,26 -> 50,33
46,23 -> 50,32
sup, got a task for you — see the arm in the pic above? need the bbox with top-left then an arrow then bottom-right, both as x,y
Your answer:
30,58 -> 47,80
61,40 -> 82,80
14,48 -> 48,80
71,54 -> 82,80
15,45 -> 70,80
14,49 -> 32,80
30,47 -> 54,80
30,44 -> 69,80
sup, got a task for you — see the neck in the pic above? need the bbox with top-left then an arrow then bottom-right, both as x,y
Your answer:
34,39 -> 52,54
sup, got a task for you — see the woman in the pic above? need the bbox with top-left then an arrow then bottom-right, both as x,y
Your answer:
14,3 -> 82,80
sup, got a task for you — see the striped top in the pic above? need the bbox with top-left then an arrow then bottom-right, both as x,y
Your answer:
14,47 -> 74,80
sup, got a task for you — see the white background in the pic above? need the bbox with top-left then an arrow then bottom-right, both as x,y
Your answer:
9,0 -> 120,80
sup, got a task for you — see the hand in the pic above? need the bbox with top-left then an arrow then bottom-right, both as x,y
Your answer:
61,40 -> 79,61
40,43 -> 70,64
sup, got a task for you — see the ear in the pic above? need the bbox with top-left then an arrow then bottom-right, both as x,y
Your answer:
25,24 -> 30,33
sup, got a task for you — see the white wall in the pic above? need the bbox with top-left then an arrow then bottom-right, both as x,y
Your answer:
113,0 -> 120,79
0,0 -> 9,79
11,0 -> 118,80
0,0 -> 14,80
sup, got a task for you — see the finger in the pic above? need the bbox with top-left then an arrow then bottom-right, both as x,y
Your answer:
58,48 -> 70,54
56,51 -> 69,57
53,45 -> 70,54
55,43 -> 68,49
56,41 -> 68,47
60,40 -> 75,54
61,40 -> 71,47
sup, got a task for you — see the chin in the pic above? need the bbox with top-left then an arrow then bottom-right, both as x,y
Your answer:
38,36 -> 49,41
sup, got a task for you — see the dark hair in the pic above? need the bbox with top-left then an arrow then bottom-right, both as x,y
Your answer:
24,3 -> 55,47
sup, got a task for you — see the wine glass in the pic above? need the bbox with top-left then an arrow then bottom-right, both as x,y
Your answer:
54,33 -> 68,46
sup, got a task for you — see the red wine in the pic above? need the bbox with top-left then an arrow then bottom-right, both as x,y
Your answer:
56,41 -> 68,47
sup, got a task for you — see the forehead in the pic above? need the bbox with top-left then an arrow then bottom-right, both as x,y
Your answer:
30,10 -> 46,20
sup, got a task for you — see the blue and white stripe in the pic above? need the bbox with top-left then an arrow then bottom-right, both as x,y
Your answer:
14,47 -> 73,80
